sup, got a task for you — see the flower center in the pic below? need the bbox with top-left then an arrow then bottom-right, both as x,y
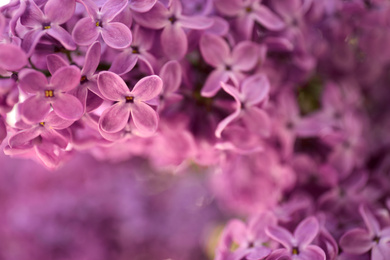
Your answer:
80,75 -> 88,84
245,6 -> 253,13
39,122 -> 45,126
132,46 -> 140,54
44,90 -> 54,98
42,22 -> 51,30
125,96 -> 134,103
96,20 -> 103,27
168,15 -> 177,24
373,236 -> 380,243
292,247 -> 299,255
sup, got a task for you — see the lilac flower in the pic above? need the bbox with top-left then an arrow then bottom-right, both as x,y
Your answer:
128,0 -> 157,13
20,0 -> 76,56
265,217 -> 326,260
132,0 -> 213,60
339,205 -> 390,260
18,66 -> 83,123
0,43 -> 28,72
216,212 -> 277,260
215,74 -> 270,138
97,72 -> 162,136
4,112 -> 73,168
158,60 -> 182,111
214,0 -> 285,39
199,34 -> 260,97
109,25 -> 157,75
72,0 -> 132,49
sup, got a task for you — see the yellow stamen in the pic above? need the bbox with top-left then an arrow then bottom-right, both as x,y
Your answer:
43,25 -> 51,30
292,248 -> 299,255
125,96 -> 134,102
39,122 -> 45,126
96,21 -> 100,27
45,90 -> 54,97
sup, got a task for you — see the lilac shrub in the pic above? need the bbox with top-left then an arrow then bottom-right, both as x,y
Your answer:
0,0 -> 390,259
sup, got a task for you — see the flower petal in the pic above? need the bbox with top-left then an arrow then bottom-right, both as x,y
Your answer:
45,0 -> 75,24
132,1 -> 169,29
21,28 -> 46,56
8,127 -> 41,148
161,24 -> 187,60
129,0 -> 157,12
0,44 -> 28,71
52,93 -> 83,120
47,24 -> 77,50
98,71 -> 129,101
46,54 -> 69,75
214,0 -> 242,16
50,65 -> 81,92
252,5 -> 285,31
232,41 -> 259,72
21,96 -> 50,123
294,217 -> 320,247
241,74 -> 270,106
179,15 -> 213,29
20,0 -> 44,27
46,112 -> 75,129
359,205 -> 381,236
131,102 -> 158,136
160,60 -> 182,94
131,75 -> 163,101
339,228 -> 373,254
242,107 -> 270,137
19,69 -> 48,94
72,17 -> 99,46
34,142 -> 60,169
265,225 -> 294,250
99,102 -> 130,133
201,69 -> 229,97
101,22 -> 132,49
81,41 -> 101,77
299,245 -> 326,260
0,117 -> 6,145
109,51 -> 138,75
200,34 -> 230,68
102,0 -> 128,22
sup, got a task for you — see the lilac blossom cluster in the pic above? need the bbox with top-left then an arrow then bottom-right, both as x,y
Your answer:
1,0 -> 390,259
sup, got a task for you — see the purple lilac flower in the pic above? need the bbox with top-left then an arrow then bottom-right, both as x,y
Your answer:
132,0 -> 213,60
97,71 -> 162,136
20,0 -> 76,56
266,216 -> 326,260
18,65 -> 83,123
72,0 -> 132,49
340,205 -> 390,260
0,43 -> 27,72
199,33 -> 260,97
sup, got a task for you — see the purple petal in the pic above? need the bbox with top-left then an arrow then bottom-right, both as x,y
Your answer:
242,107 -> 270,137
0,44 -> 28,71
20,0 -> 44,27
232,41 -> 259,72
44,0 -> 75,24
102,0 -> 128,21
214,0 -> 242,16
294,217 -> 319,247
161,24 -> 187,60
299,245 -> 326,260
72,17 -> 99,46
46,54 -> 69,75
98,123 -> 124,141
98,71 -> 129,101
359,205 -> 381,236
246,247 -> 272,260
266,225 -> 294,250
373,243 -> 390,260
201,69 -> 229,97
109,51 -> 138,75
339,228 -> 373,254
241,74 -> 270,106
132,1 -> 169,29
50,65 -> 81,92
8,127 -> 41,148
131,75 -> 163,101
52,93 -> 83,120
265,248 -> 290,260
85,90 -> 104,112
81,41 -> 101,77
41,129 -> 69,149
271,0 -> 302,21
21,28 -> 46,56
131,102 -> 158,136
46,112 -> 75,129
200,34 -> 229,67
19,69 -> 48,94
101,22 -> 132,49
222,219 -> 247,245
129,0 -> 157,12
252,5 -> 285,31
160,60 -> 182,94
34,142 -> 60,169
179,15 -> 213,29
207,16 -> 229,36
47,24 -> 77,50
21,96 -> 50,123
99,103 -> 129,133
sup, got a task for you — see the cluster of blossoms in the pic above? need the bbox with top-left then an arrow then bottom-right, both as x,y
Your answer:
1,0 -> 390,259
